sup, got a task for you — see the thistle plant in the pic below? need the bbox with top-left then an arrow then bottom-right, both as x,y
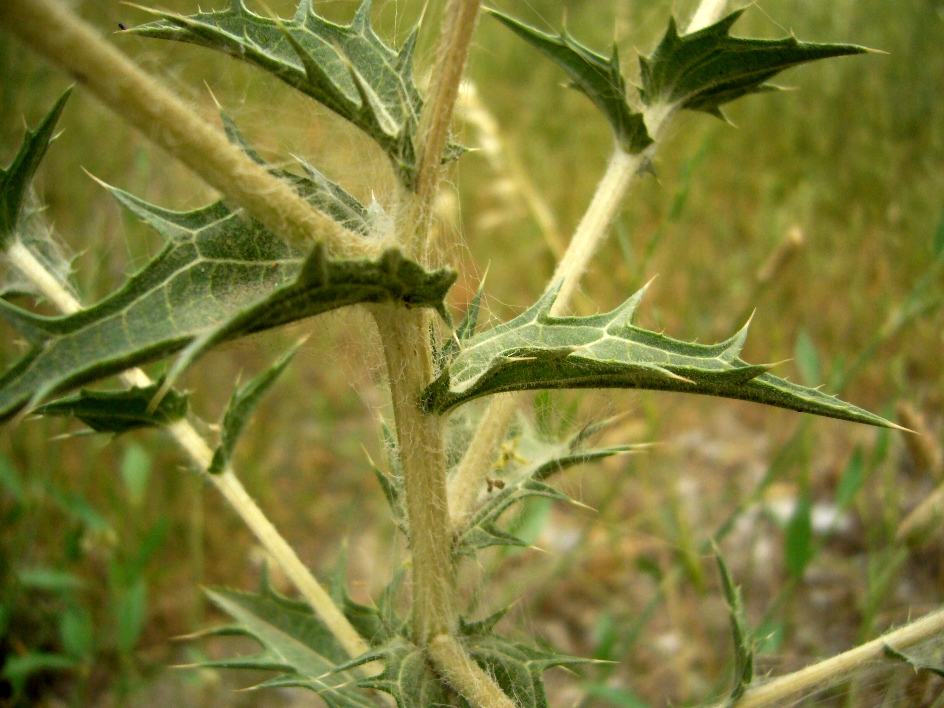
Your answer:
1,0 -> 943,706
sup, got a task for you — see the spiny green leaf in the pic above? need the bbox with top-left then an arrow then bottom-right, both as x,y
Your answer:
338,636 -> 459,707
129,0 -> 462,187
219,110 -> 381,238
329,549 -> 407,649
439,278 -> 486,369
335,611 -> 590,708
368,449 -> 408,540
423,281 -> 894,429
456,417 -> 640,555
34,378 -> 188,435
883,643 -> 944,679
208,343 -> 300,474
639,10 -> 870,117
0,88 -> 71,245
0,187 -> 455,423
198,576 -> 380,706
714,549 -> 754,703
1,91 -> 78,303
487,9 -> 652,154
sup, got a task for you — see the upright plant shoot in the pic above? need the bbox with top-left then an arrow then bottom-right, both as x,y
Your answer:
1,0 -> 940,706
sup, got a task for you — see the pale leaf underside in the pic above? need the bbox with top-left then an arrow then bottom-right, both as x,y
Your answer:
199,579 -> 380,706
0,186 -> 455,423
424,282 -> 892,428
129,0 -> 462,187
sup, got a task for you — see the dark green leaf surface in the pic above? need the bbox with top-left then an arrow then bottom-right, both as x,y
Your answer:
329,554 -> 406,649
198,577 -> 380,705
366,422 -> 411,541
715,551 -> 754,702
34,379 -> 188,434
639,10 -> 870,117
0,91 -> 78,302
488,10 -> 652,154
130,0 -> 461,187
0,188 -> 456,423
0,89 -> 70,245
335,610 -> 590,708
425,282 -> 893,428
457,418 -> 640,555
208,343 -> 300,474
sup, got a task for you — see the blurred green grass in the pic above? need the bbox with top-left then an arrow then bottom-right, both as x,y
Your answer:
1,0 -> 943,705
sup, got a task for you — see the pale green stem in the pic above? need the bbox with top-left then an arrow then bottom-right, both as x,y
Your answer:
372,306 -> 455,643
547,147 -> 645,315
0,0 -> 366,257
379,0 -> 521,704
446,0 -> 727,531
3,238 -> 369,661
409,0 -> 481,258
711,606 -> 944,708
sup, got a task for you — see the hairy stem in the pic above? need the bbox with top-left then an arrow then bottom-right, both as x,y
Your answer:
446,0 -> 727,529
372,306 -> 455,643
377,1 -> 520,704
410,0 -> 481,256
710,606 -> 944,708
548,148 -> 644,315
3,238 -> 369,661
0,0 -> 365,256
428,633 -> 517,708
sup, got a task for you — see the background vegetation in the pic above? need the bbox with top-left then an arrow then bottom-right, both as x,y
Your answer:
1,0 -> 943,705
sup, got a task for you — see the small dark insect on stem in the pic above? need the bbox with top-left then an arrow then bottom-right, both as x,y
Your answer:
118,22 -> 126,30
